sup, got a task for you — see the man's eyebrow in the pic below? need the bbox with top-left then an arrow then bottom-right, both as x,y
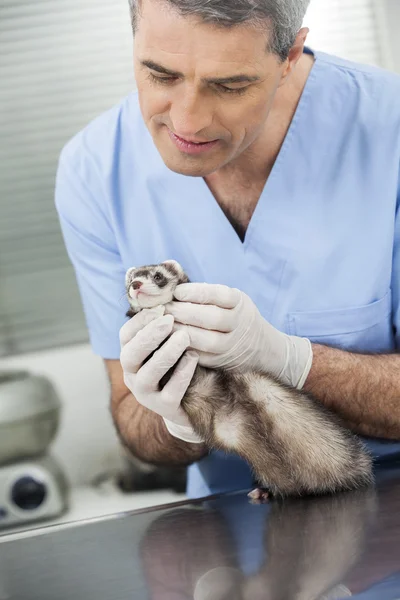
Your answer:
141,60 -> 260,84
141,60 -> 182,76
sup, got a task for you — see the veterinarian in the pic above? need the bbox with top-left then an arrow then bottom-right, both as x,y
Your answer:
55,0 -> 400,498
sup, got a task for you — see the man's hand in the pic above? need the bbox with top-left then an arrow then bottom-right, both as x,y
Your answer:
119,306 -> 203,444
165,283 -> 313,389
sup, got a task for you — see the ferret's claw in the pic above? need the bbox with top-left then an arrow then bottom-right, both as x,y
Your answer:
248,488 -> 270,504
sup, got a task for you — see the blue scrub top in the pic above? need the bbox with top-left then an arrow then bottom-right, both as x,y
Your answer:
55,48 -> 400,499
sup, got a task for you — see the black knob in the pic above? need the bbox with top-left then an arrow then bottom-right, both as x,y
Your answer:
11,476 -> 47,510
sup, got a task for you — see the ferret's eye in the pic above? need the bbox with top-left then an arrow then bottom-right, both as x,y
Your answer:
153,272 -> 162,282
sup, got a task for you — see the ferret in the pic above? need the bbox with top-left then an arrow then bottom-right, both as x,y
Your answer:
124,260 -> 373,498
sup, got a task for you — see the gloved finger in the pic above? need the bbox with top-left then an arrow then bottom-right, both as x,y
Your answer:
119,306 -> 166,348
173,283 -> 241,308
196,349 -> 248,370
162,350 -> 199,404
172,322 -> 231,354
164,301 -> 236,332
136,330 -> 191,392
120,314 -> 174,374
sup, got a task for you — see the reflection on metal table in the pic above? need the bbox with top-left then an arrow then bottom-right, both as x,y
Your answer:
1,460 -> 400,599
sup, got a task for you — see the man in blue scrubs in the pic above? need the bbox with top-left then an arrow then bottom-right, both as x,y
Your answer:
55,0 -> 400,499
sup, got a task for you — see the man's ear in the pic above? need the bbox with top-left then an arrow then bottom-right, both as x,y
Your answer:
279,27 -> 309,84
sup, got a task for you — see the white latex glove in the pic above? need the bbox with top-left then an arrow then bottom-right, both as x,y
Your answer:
119,306 -> 204,444
165,284 -> 313,389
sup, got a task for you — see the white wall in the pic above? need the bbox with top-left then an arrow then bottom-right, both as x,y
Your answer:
304,0 -> 383,66
383,0 -> 400,73
0,343 -> 123,487
1,0 -> 133,488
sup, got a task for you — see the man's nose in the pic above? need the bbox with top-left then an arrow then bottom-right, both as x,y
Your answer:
170,88 -> 213,137
132,280 -> 142,290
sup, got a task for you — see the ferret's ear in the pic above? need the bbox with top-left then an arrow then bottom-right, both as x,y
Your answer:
125,267 -> 136,286
162,259 -> 183,273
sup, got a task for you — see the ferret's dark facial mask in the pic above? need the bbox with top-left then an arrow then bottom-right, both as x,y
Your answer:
125,260 -> 188,312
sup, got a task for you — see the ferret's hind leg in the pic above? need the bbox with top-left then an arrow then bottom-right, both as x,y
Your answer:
248,487 -> 271,504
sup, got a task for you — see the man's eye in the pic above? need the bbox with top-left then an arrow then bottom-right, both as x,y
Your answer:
148,73 -> 248,96
149,73 -> 176,85
218,84 -> 248,96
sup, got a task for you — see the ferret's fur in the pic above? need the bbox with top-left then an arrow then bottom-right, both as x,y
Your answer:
125,260 -> 373,497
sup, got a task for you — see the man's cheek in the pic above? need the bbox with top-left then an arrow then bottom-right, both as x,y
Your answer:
140,93 -> 169,125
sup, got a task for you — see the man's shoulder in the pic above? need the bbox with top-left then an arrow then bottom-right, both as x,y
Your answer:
55,91 -> 145,224
315,48 -> 400,82
314,48 -> 400,101
59,91 -> 142,168
312,49 -> 400,135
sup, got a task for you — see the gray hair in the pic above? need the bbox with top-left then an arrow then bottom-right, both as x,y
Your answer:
129,0 -> 311,61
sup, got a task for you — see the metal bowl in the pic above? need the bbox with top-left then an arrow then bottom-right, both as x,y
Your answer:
0,370 -> 61,465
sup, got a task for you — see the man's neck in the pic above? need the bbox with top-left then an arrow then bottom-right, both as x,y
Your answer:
202,52 -> 315,242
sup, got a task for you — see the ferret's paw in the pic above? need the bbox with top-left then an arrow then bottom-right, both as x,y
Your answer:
247,488 -> 270,504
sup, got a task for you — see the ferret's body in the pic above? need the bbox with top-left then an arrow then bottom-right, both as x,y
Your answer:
125,261 -> 373,497
182,368 -> 371,496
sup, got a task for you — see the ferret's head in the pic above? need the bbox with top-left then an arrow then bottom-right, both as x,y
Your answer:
125,260 -> 188,313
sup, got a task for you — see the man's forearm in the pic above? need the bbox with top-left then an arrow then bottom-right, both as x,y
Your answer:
111,391 -> 208,467
304,344 -> 400,439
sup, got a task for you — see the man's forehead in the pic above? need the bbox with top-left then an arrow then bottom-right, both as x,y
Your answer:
135,0 -> 272,67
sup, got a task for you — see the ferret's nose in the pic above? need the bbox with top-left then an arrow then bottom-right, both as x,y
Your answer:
132,281 -> 142,290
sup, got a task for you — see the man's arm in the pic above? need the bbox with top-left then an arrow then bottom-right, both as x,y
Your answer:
304,344 -> 400,439
105,359 -> 208,467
